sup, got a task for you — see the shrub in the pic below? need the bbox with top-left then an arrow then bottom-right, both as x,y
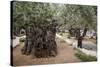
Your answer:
60,33 -> 63,35
19,37 -> 25,42
75,50 -> 97,62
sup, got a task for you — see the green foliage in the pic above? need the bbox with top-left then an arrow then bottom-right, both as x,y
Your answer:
12,1 -> 97,35
19,37 -> 25,42
60,5 -> 97,31
75,49 -> 97,62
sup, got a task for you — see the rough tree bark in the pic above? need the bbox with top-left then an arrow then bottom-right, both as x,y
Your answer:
21,26 -> 33,55
83,27 -> 88,37
75,28 -> 80,39
21,23 -> 57,58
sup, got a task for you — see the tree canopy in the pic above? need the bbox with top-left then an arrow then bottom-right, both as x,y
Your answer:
12,1 -> 97,35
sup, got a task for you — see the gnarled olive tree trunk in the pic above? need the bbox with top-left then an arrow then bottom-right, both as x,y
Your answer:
21,24 -> 57,58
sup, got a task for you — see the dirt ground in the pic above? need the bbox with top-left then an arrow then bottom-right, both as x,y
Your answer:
12,37 -> 80,66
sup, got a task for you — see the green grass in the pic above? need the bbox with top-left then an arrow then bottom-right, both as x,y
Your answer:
75,49 -> 97,62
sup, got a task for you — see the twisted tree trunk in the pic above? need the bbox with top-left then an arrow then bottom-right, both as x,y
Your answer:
21,24 -> 57,58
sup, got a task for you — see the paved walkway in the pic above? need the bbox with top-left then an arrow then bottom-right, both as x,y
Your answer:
13,37 -> 80,66
56,34 -> 97,57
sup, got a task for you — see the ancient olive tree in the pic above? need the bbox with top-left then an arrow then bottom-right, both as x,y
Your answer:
12,2 -> 58,57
